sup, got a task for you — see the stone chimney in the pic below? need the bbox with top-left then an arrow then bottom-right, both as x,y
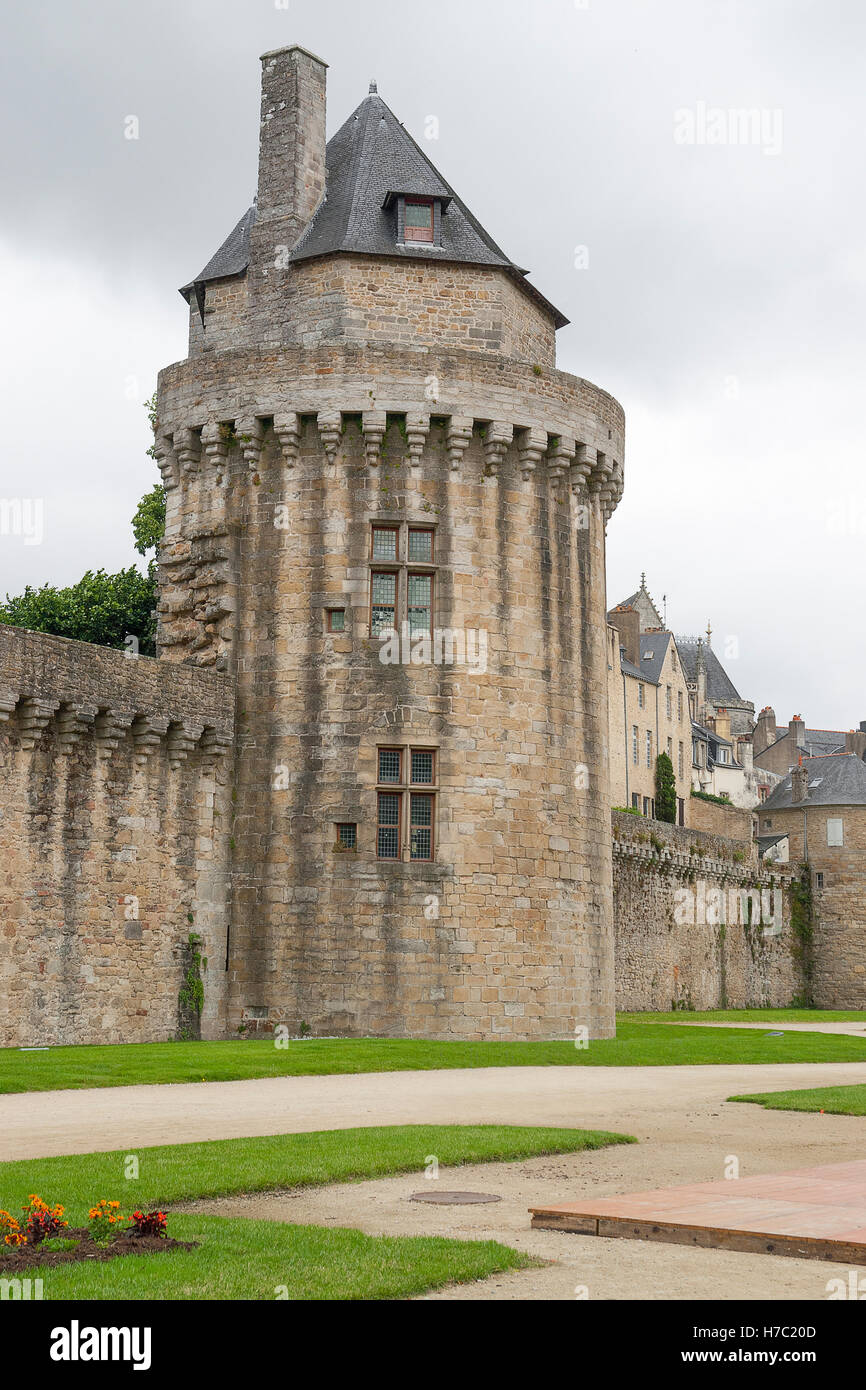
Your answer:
715,708 -> 732,743
753,706 -> 776,755
249,45 -> 328,310
738,735 -> 754,771
845,724 -> 866,760
608,607 -> 640,667
789,715 -> 806,749
791,759 -> 809,804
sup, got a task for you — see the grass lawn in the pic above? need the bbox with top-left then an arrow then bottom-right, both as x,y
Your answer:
729,1084 -> 866,1116
3,1013 -> 866,1093
0,1124 -> 629,1300
25,1215 -> 536,1301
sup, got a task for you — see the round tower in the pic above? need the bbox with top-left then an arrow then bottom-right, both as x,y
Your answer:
155,46 -> 625,1041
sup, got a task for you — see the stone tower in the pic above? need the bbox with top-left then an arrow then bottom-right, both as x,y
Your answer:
154,46 -> 625,1041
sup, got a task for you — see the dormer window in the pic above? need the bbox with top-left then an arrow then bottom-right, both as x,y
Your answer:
404,198 -> 434,243
384,190 -> 449,249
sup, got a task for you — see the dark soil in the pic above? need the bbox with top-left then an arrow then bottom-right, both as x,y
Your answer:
0,1227 -> 197,1273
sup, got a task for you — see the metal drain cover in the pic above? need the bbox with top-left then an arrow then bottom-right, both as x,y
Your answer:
409,1191 -> 502,1205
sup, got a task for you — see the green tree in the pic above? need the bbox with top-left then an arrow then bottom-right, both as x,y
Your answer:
0,399 -> 166,656
655,752 -> 677,824
132,483 -> 166,560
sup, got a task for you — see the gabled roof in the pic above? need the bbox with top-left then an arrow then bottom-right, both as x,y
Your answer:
639,631 -> 671,685
181,88 -> 567,326
761,753 -> 866,810
676,641 -> 745,706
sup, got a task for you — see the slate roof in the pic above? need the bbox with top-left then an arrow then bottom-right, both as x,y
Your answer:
761,754 -> 866,809
676,641 -> 746,706
763,727 -> 847,759
181,89 -> 567,326
638,632 -> 671,686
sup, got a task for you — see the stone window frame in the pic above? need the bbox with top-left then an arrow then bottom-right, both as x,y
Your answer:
646,729 -> 652,768
376,744 -> 439,862
368,522 -> 437,638
632,725 -> 639,766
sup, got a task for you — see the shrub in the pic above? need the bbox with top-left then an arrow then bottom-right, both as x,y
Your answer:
655,752 -> 677,824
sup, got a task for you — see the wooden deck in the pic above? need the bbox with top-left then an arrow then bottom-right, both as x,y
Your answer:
530,1159 -> 866,1263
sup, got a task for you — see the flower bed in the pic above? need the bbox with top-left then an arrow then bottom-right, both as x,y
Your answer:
0,1193 -> 195,1272
0,1227 -> 197,1273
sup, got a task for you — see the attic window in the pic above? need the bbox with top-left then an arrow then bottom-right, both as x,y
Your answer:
404,198 -> 434,243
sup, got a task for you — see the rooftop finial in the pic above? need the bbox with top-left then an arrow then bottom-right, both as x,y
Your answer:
640,571 -> 646,591
369,79 -> 378,94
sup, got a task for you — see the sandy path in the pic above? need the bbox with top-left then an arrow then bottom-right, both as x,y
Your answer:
3,1060 -> 866,1161
4,1062 -> 865,1299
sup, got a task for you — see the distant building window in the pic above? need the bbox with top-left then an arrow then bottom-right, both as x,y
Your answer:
678,691 -> 683,722
692,738 -> 700,766
631,792 -> 639,810
666,686 -> 672,719
411,749 -> 435,785
667,736 -> 673,758
827,817 -> 844,847
638,683 -> 645,709
762,817 -> 772,830
410,794 -> 434,860
336,824 -> 357,850
719,748 -> 729,765
326,609 -> 346,633
678,742 -> 684,778
646,730 -> 652,768
404,198 -> 435,243
632,726 -> 638,766
408,572 -> 433,636
815,872 -> 824,891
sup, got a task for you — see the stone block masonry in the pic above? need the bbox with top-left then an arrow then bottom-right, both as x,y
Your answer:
612,811 -> 803,1012
0,626 -> 233,1045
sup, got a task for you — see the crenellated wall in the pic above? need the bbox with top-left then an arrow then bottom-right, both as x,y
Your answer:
0,627 -> 234,1045
612,811 -> 803,1012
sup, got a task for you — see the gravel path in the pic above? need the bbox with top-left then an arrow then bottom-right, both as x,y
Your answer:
5,1062 -> 865,1300
3,1061 -> 866,1162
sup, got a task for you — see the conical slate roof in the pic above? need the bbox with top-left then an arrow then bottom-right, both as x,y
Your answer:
182,88 -> 567,327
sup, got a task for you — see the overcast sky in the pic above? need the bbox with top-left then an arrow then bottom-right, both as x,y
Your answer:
1,0 -> 863,728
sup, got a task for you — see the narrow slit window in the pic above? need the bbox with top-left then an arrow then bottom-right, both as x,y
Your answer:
410,794 -> 434,860
404,198 -> 434,244
371,572 -> 397,635
377,793 -> 402,859
378,748 -> 402,784
408,573 -> 432,635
